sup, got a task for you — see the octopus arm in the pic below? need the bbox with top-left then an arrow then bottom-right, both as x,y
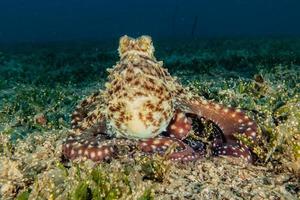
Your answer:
179,97 -> 258,162
166,110 -> 192,140
63,105 -> 112,162
62,133 -> 115,162
71,91 -> 103,132
138,137 -> 202,161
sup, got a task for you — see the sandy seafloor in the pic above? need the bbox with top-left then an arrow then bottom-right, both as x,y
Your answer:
0,37 -> 299,199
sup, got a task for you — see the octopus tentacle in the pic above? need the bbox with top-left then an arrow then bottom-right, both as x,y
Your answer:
63,102 -> 111,161
63,109 -> 200,162
70,104 -> 106,136
179,97 -> 258,162
71,92 -> 99,126
71,91 -> 104,133
62,134 -> 115,162
167,110 -> 192,140
138,137 -> 201,161
213,143 -> 253,162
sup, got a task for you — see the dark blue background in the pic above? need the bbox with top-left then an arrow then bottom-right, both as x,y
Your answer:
0,0 -> 299,43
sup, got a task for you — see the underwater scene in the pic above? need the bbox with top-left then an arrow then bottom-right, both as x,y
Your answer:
0,1 -> 299,199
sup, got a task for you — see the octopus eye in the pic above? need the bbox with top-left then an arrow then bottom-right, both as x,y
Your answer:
118,35 -> 132,56
138,35 -> 153,51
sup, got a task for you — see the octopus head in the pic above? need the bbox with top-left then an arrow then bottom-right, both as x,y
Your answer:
118,35 -> 155,58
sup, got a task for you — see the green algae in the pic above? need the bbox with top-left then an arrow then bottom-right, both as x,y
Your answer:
75,166 -> 129,199
138,156 -> 170,183
16,190 -> 30,200
0,84 -> 79,141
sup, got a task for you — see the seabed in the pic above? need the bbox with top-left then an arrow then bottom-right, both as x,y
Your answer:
0,37 -> 299,199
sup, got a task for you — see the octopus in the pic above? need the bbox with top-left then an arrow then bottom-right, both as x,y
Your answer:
62,35 -> 258,163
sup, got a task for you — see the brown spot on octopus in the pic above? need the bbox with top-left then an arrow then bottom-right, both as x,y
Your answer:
62,35 -> 259,164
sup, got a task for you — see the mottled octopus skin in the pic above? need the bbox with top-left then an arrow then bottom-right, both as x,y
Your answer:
62,35 -> 258,163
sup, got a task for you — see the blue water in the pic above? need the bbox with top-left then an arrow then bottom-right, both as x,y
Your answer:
0,0 -> 299,44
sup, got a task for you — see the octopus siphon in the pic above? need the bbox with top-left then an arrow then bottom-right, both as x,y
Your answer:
62,35 -> 258,163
